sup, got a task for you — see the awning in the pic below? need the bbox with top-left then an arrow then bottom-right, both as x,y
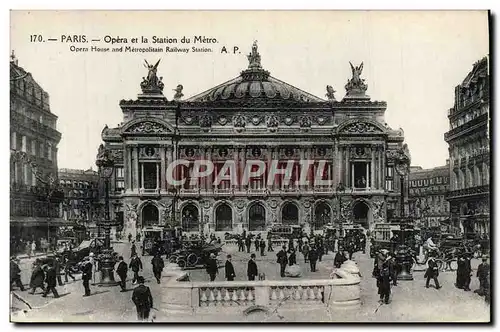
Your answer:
10,217 -> 78,227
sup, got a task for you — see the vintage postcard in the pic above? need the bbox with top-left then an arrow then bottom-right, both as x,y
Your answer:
9,10 -> 490,323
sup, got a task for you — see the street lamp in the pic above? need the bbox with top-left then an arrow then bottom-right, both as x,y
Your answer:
95,145 -> 118,286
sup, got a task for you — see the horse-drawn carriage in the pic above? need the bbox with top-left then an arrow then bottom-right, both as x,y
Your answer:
169,239 -> 223,269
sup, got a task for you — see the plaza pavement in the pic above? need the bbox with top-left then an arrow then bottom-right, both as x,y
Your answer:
11,242 -> 490,322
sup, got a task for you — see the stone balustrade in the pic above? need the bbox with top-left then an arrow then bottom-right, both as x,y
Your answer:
161,268 -> 360,318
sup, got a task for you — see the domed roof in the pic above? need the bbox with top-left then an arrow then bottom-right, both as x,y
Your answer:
185,41 -> 324,104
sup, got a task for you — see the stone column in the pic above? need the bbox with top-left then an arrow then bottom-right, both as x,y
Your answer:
124,145 -> 131,191
333,143 -> 339,187
207,147 -> 213,191
132,145 -> 139,191
371,147 -> 375,190
345,147 -> 350,187
160,145 -> 166,191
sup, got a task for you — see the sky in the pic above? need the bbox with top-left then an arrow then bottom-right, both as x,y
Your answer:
10,10 -> 489,170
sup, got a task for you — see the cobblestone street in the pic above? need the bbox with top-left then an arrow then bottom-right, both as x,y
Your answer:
11,242 -> 490,322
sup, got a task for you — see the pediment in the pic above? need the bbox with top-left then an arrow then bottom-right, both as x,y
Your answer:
122,119 -> 173,135
337,120 -> 385,135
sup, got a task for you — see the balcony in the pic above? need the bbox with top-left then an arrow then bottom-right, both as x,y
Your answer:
445,185 -> 489,200
444,113 -> 488,142
138,187 -> 160,197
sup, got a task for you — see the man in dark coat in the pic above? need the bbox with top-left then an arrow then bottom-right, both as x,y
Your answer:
131,241 -> 137,258
288,248 -> 297,266
377,261 -> 391,304
237,236 -> 244,252
132,276 -> 154,321
42,263 -> 59,298
225,254 -> 235,281
245,236 -> 251,254
247,254 -> 258,281
425,254 -> 441,289
475,256 -> 490,296
462,252 -> 472,291
259,238 -> 266,256
456,251 -> 469,289
151,254 -> 164,284
10,257 -> 24,291
346,239 -> 355,260
334,250 -> 347,268
267,237 -> 274,252
116,256 -> 128,291
129,254 -> 143,284
29,259 -> 45,294
81,256 -> 93,296
206,253 -> 218,282
276,246 -> 288,278
254,237 -> 260,252
54,255 -> 64,286
308,246 -> 319,272
128,233 -> 132,243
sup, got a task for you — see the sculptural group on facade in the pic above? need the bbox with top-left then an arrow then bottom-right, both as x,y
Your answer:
141,59 -> 164,93
345,61 -> 368,96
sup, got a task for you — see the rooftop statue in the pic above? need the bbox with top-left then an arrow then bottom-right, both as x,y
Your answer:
173,84 -> 184,100
247,40 -> 262,69
344,61 -> 368,98
140,59 -> 164,93
326,85 -> 336,101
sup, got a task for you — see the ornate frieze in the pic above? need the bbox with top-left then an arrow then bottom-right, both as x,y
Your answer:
341,122 -> 381,134
199,112 -> 212,132
250,114 -> 263,126
349,145 -> 371,159
267,115 -> 279,132
233,115 -> 246,132
127,121 -> 170,134
283,114 -> 296,126
139,146 -> 159,159
217,115 -> 229,126
299,116 -> 312,131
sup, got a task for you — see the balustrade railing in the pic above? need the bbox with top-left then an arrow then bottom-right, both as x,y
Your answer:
161,269 -> 361,317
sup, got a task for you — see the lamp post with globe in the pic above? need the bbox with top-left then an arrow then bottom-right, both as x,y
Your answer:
95,144 -> 118,286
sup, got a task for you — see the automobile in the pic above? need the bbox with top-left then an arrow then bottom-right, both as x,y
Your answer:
369,223 -> 400,258
169,239 -> 223,269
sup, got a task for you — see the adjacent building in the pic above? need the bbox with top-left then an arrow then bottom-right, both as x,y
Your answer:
99,42 -> 410,237
444,56 -> 490,236
408,164 -> 450,229
58,168 -> 100,226
10,52 -> 65,252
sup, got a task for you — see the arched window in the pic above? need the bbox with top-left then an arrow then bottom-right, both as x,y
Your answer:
181,204 -> 199,232
314,202 -> 331,230
215,203 -> 233,231
248,202 -> 266,231
352,201 -> 369,229
282,202 -> 299,225
142,204 -> 159,227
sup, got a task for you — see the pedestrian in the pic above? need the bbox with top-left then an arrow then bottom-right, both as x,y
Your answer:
276,246 -> 288,278
136,233 -> 142,243
267,237 -> 274,252
360,234 -> 367,254
10,257 -> 25,291
309,246 -> 319,272
254,237 -> 260,252
81,256 -> 93,296
247,254 -> 258,281
42,263 -> 60,298
237,236 -> 244,252
225,254 -> 235,281
29,259 -> 45,294
298,238 -> 303,253
259,238 -> 266,256
131,241 -> 137,258
54,255 -> 64,286
387,254 -> 398,286
128,233 -> 132,243
26,241 -> 32,258
205,253 -> 218,282
377,261 -> 391,305
116,256 -> 128,292
129,254 -> 143,284
347,239 -> 355,260
132,276 -> 154,322
63,255 -> 76,283
151,254 -> 164,284
302,242 -> 310,263
288,248 -> 297,266
334,250 -> 347,268
462,252 -> 472,291
245,236 -> 251,254
475,256 -> 490,296
31,241 -> 37,256
425,253 -> 441,289
317,242 -> 324,262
